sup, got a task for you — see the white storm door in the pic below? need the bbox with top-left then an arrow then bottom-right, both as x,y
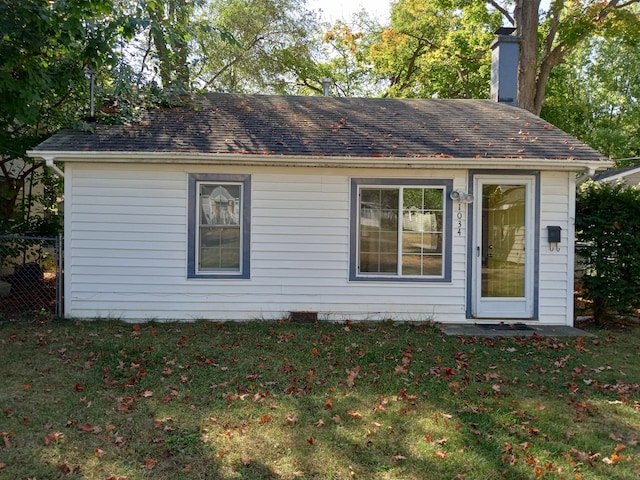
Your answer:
473,176 -> 535,318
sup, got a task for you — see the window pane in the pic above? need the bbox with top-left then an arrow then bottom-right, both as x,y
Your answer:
199,227 -> 241,270
200,184 -> 241,226
359,189 -> 399,274
198,183 -> 242,272
401,188 -> 444,276
357,185 -> 445,278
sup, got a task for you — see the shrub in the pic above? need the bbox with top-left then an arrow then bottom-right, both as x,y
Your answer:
576,181 -> 640,324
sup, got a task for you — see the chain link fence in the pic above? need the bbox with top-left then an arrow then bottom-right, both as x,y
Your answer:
0,235 -> 62,319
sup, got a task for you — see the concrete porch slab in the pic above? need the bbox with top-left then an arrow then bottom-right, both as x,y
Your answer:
439,323 -> 594,338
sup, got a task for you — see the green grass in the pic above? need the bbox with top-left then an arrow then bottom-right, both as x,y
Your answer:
0,319 -> 638,479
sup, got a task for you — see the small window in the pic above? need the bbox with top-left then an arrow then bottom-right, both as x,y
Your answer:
350,179 -> 452,282
188,174 -> 250,278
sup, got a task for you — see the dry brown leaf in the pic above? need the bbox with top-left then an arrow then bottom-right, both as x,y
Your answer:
285,413 -> 298,425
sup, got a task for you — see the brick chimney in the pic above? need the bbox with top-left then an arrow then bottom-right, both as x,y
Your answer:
490,27 -> 519,106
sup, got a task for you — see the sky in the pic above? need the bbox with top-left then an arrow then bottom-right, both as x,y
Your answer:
307,0 -> 392,23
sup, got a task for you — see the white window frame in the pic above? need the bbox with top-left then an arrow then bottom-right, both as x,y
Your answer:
187,174 -> 251,279
349,178 -> 453,282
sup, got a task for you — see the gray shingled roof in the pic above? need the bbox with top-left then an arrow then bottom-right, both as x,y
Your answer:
33,93 -> 607,162
592,163 -> 640,182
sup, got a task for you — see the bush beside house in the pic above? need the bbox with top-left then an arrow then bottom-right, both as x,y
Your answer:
576,181 -> 640,324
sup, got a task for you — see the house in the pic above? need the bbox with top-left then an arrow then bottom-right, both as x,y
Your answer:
28,35 -> 611,325
592,163 -> 640,187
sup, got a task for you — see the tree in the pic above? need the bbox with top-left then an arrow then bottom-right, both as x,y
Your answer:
542,32 -> 640,161
186,0 -> 325,94
369,0 -> 502,99
0,0 -> 130,229
499,0 -> 640,115
315,13 -> 386,97
370,0 -> 640,115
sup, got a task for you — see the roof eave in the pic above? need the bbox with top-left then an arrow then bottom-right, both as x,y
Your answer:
27,150 -> 613,172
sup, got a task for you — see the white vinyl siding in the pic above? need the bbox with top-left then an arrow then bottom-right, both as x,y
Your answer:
537,171 -> 575,325
62,163 -> 575,325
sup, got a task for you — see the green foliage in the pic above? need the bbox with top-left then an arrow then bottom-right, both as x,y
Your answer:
576,181 -> 640,323
542,31 -> 640,161
314,14 -> 386,97
0,0 -> 135,223
369,0 -> 501,98
191,0 -> 325,94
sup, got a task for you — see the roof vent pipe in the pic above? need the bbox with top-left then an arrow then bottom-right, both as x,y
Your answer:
85,68 -> 97,122
490,27 -> 519,106
322,78 -> 332,96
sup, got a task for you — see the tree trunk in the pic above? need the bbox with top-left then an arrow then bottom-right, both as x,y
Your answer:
514,0 -> 541,114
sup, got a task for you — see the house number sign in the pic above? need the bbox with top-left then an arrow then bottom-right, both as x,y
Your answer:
456,203 -> 464,236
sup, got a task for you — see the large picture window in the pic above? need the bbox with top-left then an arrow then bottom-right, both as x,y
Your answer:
350,179 -> 452,282
188,174 -> 250,279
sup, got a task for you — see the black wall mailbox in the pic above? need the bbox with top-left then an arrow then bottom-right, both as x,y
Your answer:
547,225 -> 561,244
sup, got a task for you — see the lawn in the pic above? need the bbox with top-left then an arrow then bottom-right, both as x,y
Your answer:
0,319 -> 638,479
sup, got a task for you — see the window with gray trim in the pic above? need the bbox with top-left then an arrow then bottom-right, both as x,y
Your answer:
188,174 -> 250,279
350,179 -> 452,282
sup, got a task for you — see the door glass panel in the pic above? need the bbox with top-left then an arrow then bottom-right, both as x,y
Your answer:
481,184 -> 525,298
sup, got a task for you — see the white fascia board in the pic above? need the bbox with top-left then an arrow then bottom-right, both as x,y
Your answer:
27,150 -> 613,172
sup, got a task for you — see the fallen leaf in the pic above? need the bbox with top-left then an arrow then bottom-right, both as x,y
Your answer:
0,463 -> 6,469
181,465 -> 192,473
332,415 -> 342,424
285,413 -> 298,425
435,451 -> 448,459
347,410 -> 362,419
307,436 -> 314,445
143,458 -> 157,469
394,365 -> 407,375
259,414 -> 272,425
315,419 -> 325,428
393,454 -> 407,461
614,443 -> 626,454
79,423 -> 94,432
1,432 -> 12,448
95,448 -> 106,457
44,432 -> 64,444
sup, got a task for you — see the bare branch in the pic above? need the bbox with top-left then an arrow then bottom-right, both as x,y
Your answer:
543,0 -> 564,58
487,0 -> 514,25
